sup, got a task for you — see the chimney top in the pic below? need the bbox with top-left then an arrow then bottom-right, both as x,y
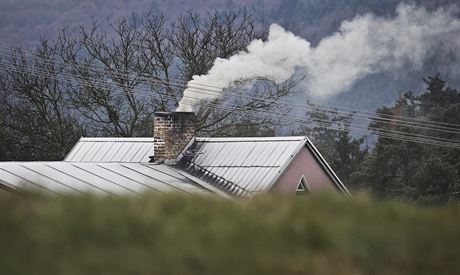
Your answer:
154,111 -> 195,116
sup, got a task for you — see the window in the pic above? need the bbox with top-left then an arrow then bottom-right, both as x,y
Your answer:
296,175 -> 311,195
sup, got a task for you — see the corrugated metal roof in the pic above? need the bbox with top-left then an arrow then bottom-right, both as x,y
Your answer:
65,137 -> 154,163
1,135 -> 348,197
178,136 -> 307,196
0,162 -> 210,196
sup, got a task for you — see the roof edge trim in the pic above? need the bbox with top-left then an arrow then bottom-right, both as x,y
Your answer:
266,136 -> 308,191
304,138 -> 351,197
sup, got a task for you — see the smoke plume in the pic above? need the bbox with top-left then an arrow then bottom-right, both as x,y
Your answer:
177,4 -> 460,112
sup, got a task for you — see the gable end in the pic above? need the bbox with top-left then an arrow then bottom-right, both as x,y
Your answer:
303,139 -> 351,196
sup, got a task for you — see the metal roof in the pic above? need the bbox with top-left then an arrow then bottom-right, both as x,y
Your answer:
0,162 -> 210,196
65,137 -> 154,163
178,136 -> 307,196
1,135 -> 348,197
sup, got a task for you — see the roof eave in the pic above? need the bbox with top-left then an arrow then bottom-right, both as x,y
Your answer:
0,178 -> 19,193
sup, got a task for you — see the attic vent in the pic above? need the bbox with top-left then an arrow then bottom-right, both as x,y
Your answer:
296,176 -> 310,194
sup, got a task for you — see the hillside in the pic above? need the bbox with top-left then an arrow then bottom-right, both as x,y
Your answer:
1,0 -> 458,48
2,0 -> 459,112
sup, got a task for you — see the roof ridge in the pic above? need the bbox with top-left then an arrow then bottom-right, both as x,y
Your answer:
79,137 -> 155,142
195,136 -> 307,142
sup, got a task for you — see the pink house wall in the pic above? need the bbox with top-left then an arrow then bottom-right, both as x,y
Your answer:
272,146 -> 337,194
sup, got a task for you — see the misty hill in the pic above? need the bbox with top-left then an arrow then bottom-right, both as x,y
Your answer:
2,0 -> 458,48
1,0 -> 459,110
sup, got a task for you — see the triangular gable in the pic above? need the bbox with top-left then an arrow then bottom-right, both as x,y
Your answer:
261,137 -> 350,196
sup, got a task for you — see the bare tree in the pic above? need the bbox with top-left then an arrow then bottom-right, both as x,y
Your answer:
56,9 -> 286,137
140,12 -> 179,110
0,41 -> 82,160
1,9 -> 301,161
172,10 -> 266,80
57,15 -> 160,136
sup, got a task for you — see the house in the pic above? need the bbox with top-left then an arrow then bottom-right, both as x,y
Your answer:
0,112 -> 350,197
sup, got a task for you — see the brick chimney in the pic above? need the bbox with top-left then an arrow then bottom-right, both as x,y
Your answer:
152,112 -> 195,162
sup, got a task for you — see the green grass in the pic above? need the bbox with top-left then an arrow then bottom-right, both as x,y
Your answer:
1,191 -> 459,275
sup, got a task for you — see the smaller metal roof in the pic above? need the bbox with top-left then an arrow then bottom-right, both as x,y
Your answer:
65,137 -> 154,163
178,136 -> 307,196
0,162 -> 210,196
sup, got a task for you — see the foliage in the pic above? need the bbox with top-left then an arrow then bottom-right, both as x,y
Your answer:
364,74 -> 460,203
1,192 -> 459,275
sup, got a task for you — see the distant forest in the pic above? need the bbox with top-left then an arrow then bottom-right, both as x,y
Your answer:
2,0 -> 458,47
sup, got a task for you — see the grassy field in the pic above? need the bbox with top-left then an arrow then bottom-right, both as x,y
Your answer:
1,191 -> 459,275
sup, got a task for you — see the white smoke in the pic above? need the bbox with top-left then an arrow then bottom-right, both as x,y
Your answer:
177,4 -> 460,112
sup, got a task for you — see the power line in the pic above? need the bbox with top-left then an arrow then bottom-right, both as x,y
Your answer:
177,96 -> 460,149
3,58 -> 460,139
2,57 -> 460,138
1,54 -> 460,148
3,61 -> 460,147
